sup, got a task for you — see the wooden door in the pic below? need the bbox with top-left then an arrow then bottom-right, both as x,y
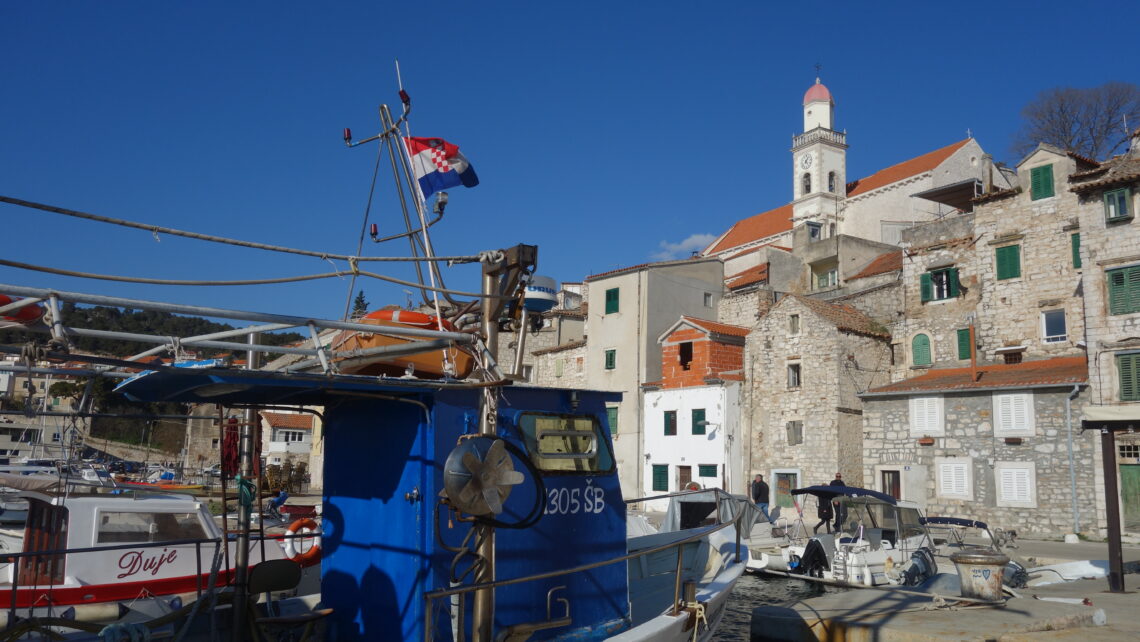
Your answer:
881,470 -> 901,499
677,466 -> 692,490
1121,464 -> 1140,532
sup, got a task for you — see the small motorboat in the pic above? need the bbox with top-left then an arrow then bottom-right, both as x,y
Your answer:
751,485 -> 939,588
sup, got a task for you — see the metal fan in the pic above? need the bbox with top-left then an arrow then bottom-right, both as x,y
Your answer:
443,438 -> 524,516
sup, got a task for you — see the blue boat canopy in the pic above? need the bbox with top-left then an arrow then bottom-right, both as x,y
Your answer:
920,516 -> 989,529
790,485 -> 897,505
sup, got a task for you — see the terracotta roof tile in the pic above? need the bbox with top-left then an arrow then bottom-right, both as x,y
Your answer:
585,257 -> 711,282
725,264 -> 769,289
847,250 -> 903,281
680,316 -> 751,338
865,356 -> 1087,395
846,139 -> 971,198
789,295 -> 889,338
972,187 -> 1019,205
1070,156 -> 1140,194
705,204 -> 793,255
260,411 -> 313,430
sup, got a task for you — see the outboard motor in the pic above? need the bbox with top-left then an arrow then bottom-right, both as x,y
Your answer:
901,547 -> 938,586
1004,558 -> 1029,589
798,539 -> 830,578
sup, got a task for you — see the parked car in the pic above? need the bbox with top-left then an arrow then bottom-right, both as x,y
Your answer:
201,463 -> 223,477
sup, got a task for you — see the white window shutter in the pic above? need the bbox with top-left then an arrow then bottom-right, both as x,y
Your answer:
939,462 -> 967,496
999,467 -> 1031,502
1012,395 -> 1029,431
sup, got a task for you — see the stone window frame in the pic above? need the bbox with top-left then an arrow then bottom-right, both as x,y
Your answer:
992,392 -> 1035,437
1104,187 -> 1132,223
789,314 -> 801,336
935,456 -> 972,500
909,395 -> 944,437
1041,309 -> 1067,343
995,244 -> 1022,281
1116,352 -> 1140,401
786,362 -> 802,389
994,461 -> 1037,508
703,291 -> 713,308
1107,264 -> 1140,316
785,420 -> 804,446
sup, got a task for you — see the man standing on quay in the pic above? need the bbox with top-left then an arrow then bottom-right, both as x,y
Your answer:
751,474 -> 773,524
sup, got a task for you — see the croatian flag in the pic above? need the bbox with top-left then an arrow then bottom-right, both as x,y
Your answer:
404,136 -> 479,200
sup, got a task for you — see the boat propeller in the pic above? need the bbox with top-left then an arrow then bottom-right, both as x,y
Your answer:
443,438 -> 524,516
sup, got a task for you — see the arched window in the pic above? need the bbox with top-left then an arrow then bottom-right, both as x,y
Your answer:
828,171 -> 837,193
802,172 -> 811,195
912,334 -> 932,366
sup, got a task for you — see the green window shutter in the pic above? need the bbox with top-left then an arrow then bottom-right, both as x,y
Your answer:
1031,165 -> 1054,200
920,272 -> 933,302
957,328 -> 972,360
604,349 -> 616,369
664,410 -> 676,436
947,268 -> 960,297
691,408 -> 706,435
605,288 -> 619,314
606,406 -> 618,434
996,245 -> 1021,280
1110,267 -> 1140,315
698,464 -> 717,478
1119,354 -> 1140,401
1071,233 -> 1081,269
912,334 -> 931,366
652,464 -> 669,491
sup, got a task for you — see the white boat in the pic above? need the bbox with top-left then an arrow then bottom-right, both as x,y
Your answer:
749,485 -> 939,588
0,488 -> 314,627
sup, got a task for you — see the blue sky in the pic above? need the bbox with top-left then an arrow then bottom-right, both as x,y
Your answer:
3,2 -> 1138,320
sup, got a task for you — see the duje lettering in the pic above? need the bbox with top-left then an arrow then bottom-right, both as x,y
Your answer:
118,548 -> 178,579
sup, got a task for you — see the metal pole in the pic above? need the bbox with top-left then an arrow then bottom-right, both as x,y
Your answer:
472,267 -> 499,642
1099,427 -> 1125,592
233,331 -> 261,638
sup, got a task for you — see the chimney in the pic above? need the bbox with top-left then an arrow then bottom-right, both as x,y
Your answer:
982,154 -> 993,193
1131,127 -> 1140,158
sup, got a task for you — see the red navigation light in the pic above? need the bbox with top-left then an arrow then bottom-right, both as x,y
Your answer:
399,89 -> 410,104
343,128 -> 352,143
369,223 -> 378,237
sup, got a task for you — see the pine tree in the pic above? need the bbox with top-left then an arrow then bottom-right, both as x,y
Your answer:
352,290 -> 370,317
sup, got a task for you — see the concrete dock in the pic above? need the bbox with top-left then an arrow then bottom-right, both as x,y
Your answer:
748,536 -> 1140,641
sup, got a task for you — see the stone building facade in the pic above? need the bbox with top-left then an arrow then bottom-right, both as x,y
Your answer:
745,295 -> 891,511
860,358 -> 1091,537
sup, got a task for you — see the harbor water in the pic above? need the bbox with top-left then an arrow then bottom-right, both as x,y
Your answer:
712,573 -> 848,641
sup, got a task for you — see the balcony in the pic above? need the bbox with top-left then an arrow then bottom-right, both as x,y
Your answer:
792,128 -> 847,151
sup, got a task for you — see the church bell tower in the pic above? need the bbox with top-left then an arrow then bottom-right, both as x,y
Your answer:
791,77 -> 847,236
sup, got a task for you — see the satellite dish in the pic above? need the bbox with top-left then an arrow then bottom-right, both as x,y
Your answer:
443,439 -> 524,516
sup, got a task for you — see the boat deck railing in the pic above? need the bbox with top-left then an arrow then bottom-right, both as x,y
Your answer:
0,283 -> 501,380
422,488 -> 749,642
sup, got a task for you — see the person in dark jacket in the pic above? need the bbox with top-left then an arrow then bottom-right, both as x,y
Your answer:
813,497 -> 833,534
751,474 -> 773,524
829,473 -> 847,532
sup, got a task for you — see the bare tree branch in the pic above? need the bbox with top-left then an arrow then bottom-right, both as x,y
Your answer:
1011,82 -> 1140,160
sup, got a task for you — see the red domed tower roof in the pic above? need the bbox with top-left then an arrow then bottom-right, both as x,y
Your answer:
803,78 -> 833,105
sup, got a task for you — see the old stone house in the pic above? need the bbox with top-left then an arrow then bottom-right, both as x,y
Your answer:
641,316 -> 747,509
745,295 -> 891,512
1070,131 -> 1140,534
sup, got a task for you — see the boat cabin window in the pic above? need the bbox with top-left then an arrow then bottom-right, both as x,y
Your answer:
96,511 -> 208,544
517,413 -> 615,474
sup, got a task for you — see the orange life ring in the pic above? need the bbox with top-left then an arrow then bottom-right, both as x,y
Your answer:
0,294 -> 44,325
283,518 -> 321,567
685,481 -> 702,491
364,309 -> 454,331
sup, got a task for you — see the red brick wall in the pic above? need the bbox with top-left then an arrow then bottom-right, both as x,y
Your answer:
660,328 -> 744,389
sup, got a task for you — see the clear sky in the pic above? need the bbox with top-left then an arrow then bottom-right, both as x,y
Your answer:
3,2 -> 1138,321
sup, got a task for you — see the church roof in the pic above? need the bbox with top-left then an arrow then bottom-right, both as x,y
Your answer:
703,203 -> 793,255
846,139 -> 971,197
803,79 -> 833,104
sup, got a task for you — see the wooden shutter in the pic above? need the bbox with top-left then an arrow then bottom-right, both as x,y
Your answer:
947,268 -> 960,297
698,464 -> 717,477
940,462 -> 967,496
605,288 -> 619,314
920,272 -> 933,302
1071,233 -> 1081,268
997,245 -> 1021,280
912,334 -> 931,366
652,464 -> 669,491
606,406 -> 618,434
957,328 -> 971,360
605,349 -> 616,369
999,468 -> 1031,502
1119,354 -> 1140,401
664,410 -> 677,436
691,408 -> 706,435
1031,165 -> 1054,199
